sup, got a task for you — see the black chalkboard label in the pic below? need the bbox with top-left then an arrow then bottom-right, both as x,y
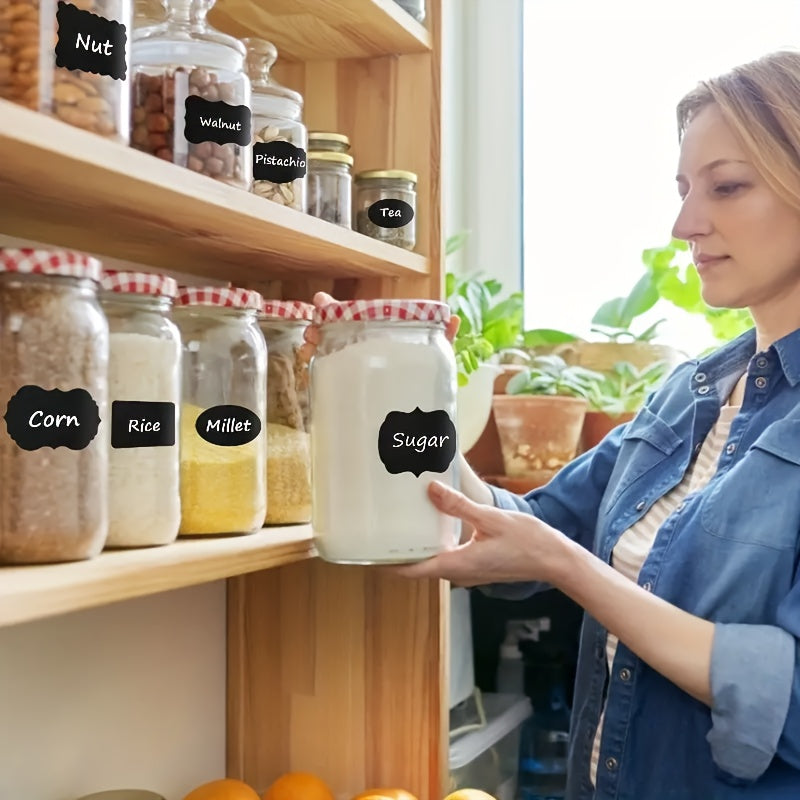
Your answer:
3,385 -> 101,451
378,407 -> 457,477
55,1 -> 127,80
195,404 -> 261,446
111,401 -> 175,449
368,199 -> 415,229
184,96 -> 251,146
253,141 -> 307,183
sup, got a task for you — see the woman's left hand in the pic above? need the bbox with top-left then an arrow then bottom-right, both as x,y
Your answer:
394,480 -> 571,587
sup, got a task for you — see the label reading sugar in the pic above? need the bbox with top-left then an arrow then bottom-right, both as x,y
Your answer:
368,198 -> 415,229
184,96 -> 252,146
253,141 -> 307,183
196,404 -> 261,446
3,385 -> 101,451
55,1 -> 127,80
111,401 -> 176,449
378,407 -> 457,477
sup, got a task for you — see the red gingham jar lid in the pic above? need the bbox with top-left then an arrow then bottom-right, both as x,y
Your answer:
0,248 -> 101,282
175,286 -> 263,310
261,299 -> 314,321
313,298 -> 451,326
101,270 -> 178,298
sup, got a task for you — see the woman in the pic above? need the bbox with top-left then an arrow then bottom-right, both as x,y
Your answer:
305,51 -> 800,798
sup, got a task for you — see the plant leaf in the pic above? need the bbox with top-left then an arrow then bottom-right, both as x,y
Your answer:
522,328 -> 580,347
446,230 -> 470,256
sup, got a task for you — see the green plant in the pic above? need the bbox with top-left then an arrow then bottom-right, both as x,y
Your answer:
589,271 -> 665,342
585,360 -> 670,416
505,355 -> 604,399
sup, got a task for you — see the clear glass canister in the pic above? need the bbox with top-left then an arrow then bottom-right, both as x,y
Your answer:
393,0 -> 425,23
100,270 -> 181,547
173,286 -> 266,535
131,0 -> 251,188
307,151 -> 352,228
259,299 -> 312,525
308,131 -> 350,154
354,170 -> 417,250
245,37 -> 307,211
0,249 -> 108,564
310,299 -> 459,564
0,0 -> 132,141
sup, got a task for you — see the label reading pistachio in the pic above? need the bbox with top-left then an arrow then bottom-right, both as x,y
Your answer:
253,141 -> 307,183
184,96 -> 252,146
55,1 -> 127,80
378,407 -> 457,477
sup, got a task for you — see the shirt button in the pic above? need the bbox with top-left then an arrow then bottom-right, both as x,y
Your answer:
755,376 -> 768,389
605,757 -> 619,771
619,667 -> 632,681
695,372 -> 707,382
694,442 -> 702,454
726,443 -> 736,455
642,581 -> 653,591
676,502 -> 686,512
756,357 -> 768,368
636,500 -> 646,511
698,385 -> 711,394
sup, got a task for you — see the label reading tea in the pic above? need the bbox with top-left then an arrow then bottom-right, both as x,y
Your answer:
55,1 -> 127,80
253,141 -> 307,183
378,407 -> 457,477
111,400 -> 176,449
184,96 -> 251,146
3,385 -> 101,451
195,404 -> 261,447
367,198 -> 415,229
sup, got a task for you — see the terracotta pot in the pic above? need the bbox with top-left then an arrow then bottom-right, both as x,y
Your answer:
548,341 -> 682,373
492,395 -> 588,478
580,409 -> 635,453
483,471 -> 557,494
464,408 -> 505,476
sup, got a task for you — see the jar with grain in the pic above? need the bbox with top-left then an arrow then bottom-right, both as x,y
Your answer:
244,37 -> 307,211
259,299 -> 312,525
310,299 -> 459,564
130,0 -> 251,188
354,170 -> 417,250
0,0 -> 132,141
0,249 -> 108,564
173,286 -> 266,535
308,131 -> 350,154
100,270 -> 181,547
307,151 -> 353,228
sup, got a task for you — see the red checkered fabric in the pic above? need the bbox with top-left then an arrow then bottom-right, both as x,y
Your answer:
0,248 -> 101,281
175,286 -> 263,309
313,298 -> 450,325
262,299 -> 314,321
101,270 -> 178,297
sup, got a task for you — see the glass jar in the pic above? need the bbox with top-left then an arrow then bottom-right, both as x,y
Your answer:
393,0 -> 425,23
259,299 -> 312,525
308,131 -> 350,154
100,270 -> 182,547
310,299 -> 459,564
134,0 -> 165,26
307,151 -> 353,228
0,249 -> 108,563
354,170 -> 417,250
0,0 -> 132,141
131,0 -> 251,189
245,37 -> 307,211
173,286 -> 266,535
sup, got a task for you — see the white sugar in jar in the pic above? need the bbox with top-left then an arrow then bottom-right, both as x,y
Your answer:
310,299 -> 459,563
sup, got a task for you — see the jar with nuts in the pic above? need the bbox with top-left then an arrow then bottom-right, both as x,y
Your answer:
0,0 -> 132,142
130,0 -> 251,189
244,37 -> 307,212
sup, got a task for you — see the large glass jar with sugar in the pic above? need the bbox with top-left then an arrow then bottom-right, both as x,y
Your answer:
310,299 -> 459,563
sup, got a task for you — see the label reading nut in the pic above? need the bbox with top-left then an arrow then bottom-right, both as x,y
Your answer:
55,1 -> 127,80
195,405 -> 261,447
3,385 -> 101,451
368,198 -> 415,229
378,407 -> 457,478
253,141 -> 307,183
184,96 -> 251,146
111,401 -> 176,449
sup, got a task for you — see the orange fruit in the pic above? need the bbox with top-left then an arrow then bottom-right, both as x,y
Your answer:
353,791 -> 418,800
262,772 -> 335,800
182,778 -> 260,800
443,791 -> 497,800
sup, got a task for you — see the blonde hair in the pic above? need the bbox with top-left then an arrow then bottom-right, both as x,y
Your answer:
677,50 -> 800,208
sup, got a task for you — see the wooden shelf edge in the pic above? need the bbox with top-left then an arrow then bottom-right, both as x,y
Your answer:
0,525 -> 316,629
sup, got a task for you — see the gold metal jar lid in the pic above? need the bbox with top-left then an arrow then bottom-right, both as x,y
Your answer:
354,169 -> 417,184
308,131 -> 350,146
308,151 -> 354,166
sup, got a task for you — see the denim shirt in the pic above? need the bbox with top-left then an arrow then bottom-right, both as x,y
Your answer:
487,327 -> 800,799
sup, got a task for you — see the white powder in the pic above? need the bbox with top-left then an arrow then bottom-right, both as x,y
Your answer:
107,332 -> 181,547
311,334 -> 459,563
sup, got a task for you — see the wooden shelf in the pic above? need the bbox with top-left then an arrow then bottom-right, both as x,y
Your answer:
210,0 -> 431,62
0,525 -> 315,628
0,101 -> 429,282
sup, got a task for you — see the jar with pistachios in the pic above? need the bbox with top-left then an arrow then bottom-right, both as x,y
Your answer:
245,37 -> 307,212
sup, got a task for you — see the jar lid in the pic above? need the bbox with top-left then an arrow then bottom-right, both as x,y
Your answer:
355,169 -> 417,184
313,299 -> 450,325
0,248 -> 101,281
308,131 -> 350,147
176,286 -> 263,310
262,299 -> 314,321
101,270 -> 178,298
308,151 -> 354,166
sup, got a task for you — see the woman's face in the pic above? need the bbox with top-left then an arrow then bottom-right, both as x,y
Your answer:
672,103 -> 800,313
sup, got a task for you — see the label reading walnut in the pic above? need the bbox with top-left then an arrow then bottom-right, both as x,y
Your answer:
111,400 -> 176,449
253,141 -> 307,183
378,407 -> 457,477
367,198 -> 415,229
55,1 -> 127,80
184,96 -> 252,146
195,404 -> 261,446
